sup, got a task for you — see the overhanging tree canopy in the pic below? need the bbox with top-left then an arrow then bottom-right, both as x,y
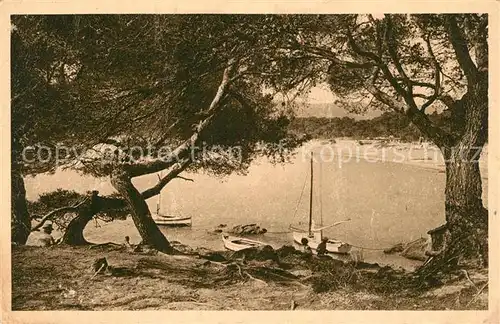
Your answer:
11,15 -> 306,249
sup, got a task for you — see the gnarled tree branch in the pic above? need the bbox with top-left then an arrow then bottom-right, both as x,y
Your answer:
420,34 -> 442,112
385,16 -> 412,93
141,159 -> 191,200
175,175 -> 194,182
361,64 -> 455,147
122,59 -> 238,178
299,45 -> 373,69
446,15 -> 479,83
31,196 -> 91,232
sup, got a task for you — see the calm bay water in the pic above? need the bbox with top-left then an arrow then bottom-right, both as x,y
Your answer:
25,142 -> 488,270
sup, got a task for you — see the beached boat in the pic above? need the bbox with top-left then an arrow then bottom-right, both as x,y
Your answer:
221,234 -> 267,251
290,152 -> 352,255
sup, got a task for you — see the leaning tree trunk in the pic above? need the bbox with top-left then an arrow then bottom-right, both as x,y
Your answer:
61,210 -> 94,245
61,191 -> 99,245
11,167 -> 31,245
111,169 -> 173,253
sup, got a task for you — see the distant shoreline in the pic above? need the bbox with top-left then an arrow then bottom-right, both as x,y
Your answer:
303,139 -> 488,180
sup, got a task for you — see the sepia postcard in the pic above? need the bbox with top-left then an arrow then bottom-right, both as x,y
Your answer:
1,1 -> 499,323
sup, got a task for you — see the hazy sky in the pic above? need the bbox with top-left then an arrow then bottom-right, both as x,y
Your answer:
291,84 -> 383,120
302,85 -> 336,104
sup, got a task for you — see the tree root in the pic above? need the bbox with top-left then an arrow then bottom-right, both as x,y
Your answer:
235,264 -> 244,279
88,242 -> 124,250
91,263 -> 107,279
415,237 -> 486,287
244,271 -> 268,286
204,258 -> 305,288
460,269 -> 478,290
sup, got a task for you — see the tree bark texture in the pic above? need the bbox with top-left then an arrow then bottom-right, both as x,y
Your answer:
111,170 -> 173,253
11,167 -> 31,245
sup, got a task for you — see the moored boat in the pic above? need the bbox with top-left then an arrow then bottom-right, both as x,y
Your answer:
152,172 -> 192,227
153,214 -> 192,227
290,152 -> 352,255
292,230 -> 351,254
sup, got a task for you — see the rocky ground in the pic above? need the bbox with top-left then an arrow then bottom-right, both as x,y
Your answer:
11,244 -> 488,311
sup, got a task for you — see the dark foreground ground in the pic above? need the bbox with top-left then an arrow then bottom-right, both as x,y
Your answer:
11,245 -> 488,310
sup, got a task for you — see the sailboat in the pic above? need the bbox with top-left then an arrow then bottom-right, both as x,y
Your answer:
152,204 -> 192,227
151,173 -> 192,227
290,152 -> 352,254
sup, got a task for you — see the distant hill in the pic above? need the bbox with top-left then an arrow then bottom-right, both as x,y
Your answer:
294,102 -> 383,120
289,110 -> 450,142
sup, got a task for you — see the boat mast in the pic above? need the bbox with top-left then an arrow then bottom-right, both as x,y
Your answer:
308,152 -> 313,236
319,157 -> 323,241
156,173 -> 161,214
319,159 -> 323,227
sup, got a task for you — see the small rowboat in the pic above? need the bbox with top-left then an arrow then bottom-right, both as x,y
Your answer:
221,234 -> 267,251
153,214 -> 192,227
